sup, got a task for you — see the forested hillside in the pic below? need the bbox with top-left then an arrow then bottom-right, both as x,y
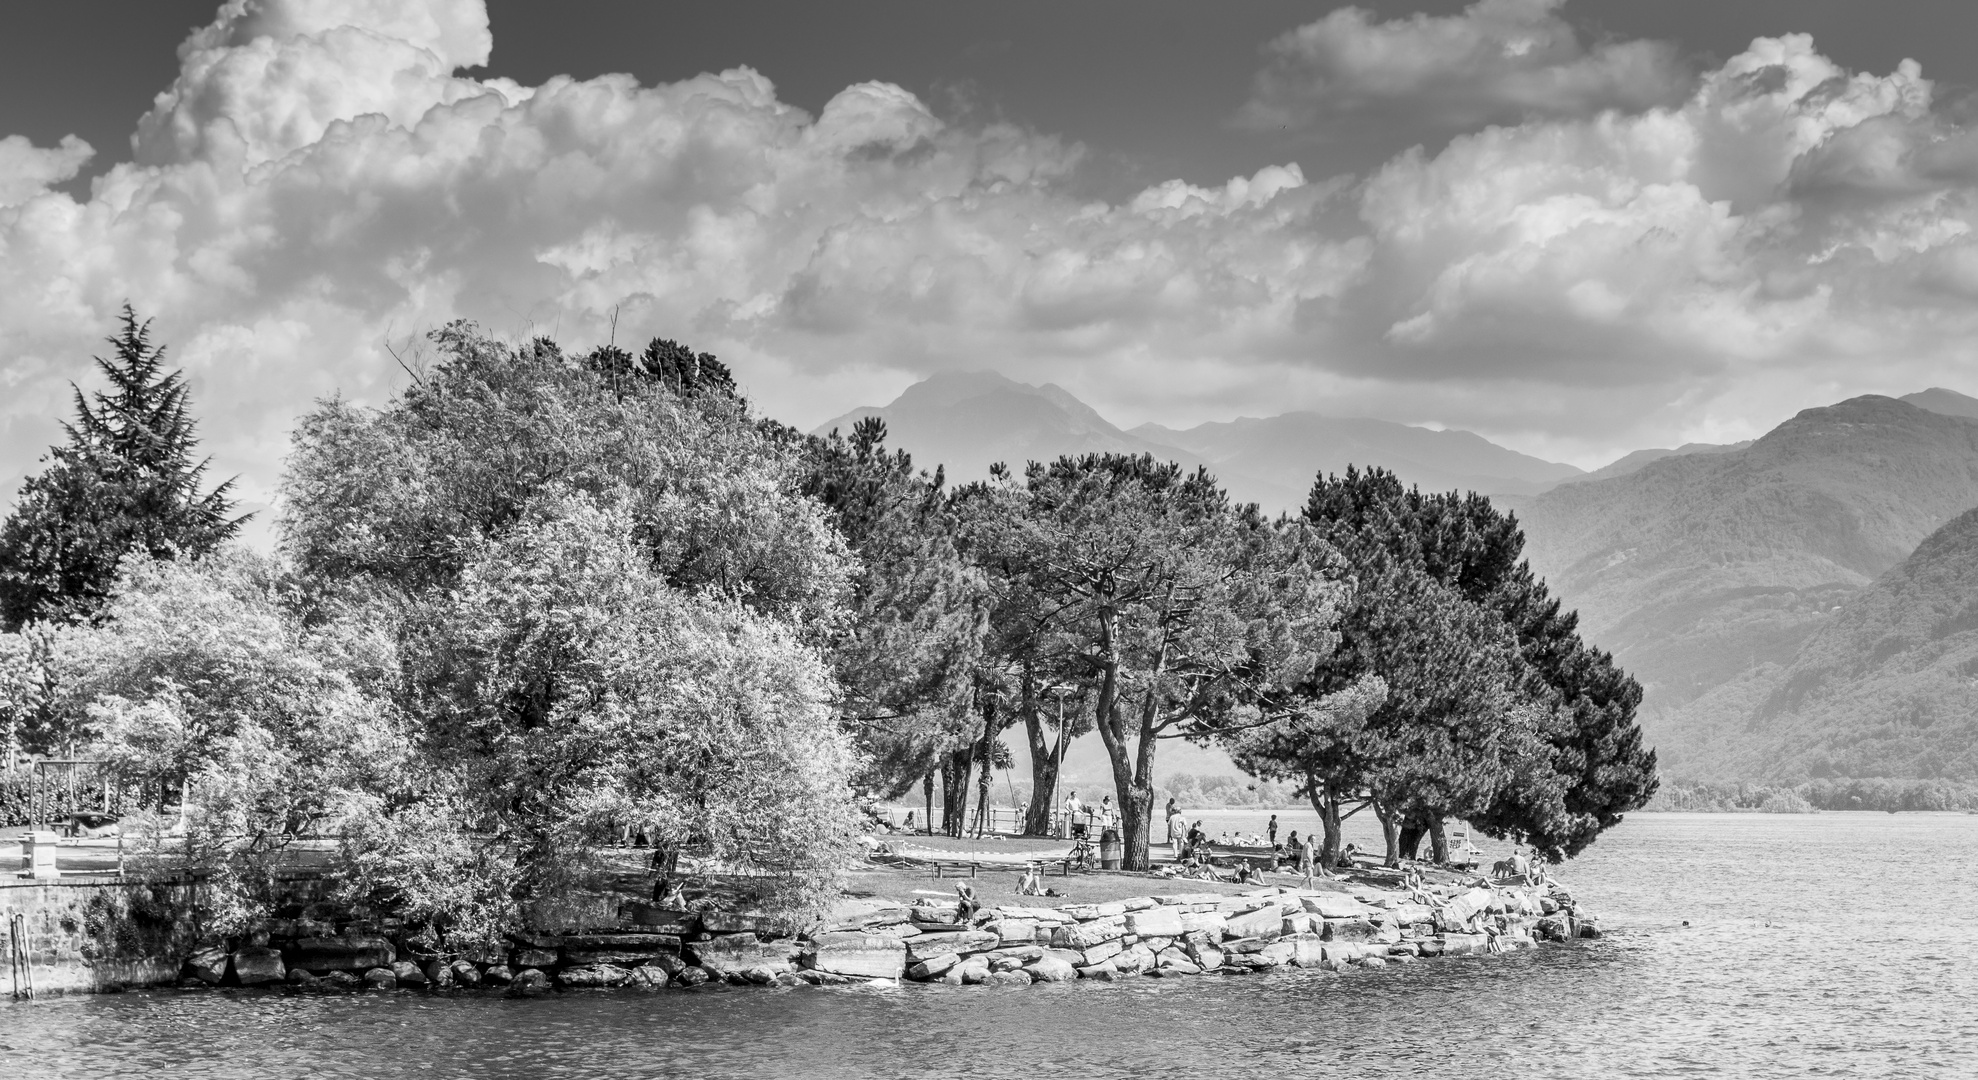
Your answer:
1662,507 -> 1978,781
1518,395 -> 1978,775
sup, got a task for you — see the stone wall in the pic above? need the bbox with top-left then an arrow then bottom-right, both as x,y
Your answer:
1,879 -> 200,996
5,873 -> 1599,997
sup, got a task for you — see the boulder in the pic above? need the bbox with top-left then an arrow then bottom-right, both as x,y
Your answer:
422,959 -> 454,989
1223,907 -> 1283,942
559,963 -> 632,988
619,903 -> 702,936
1577,915 -> 1603,940
1023,955 -> 1077,982
1076,939 -> 1123,966
1354,954 -> 1388,969
363,967 -> 398,990
673,966 -> 711,987
807,932 -> 907,979
562,933 -> 682,967
986,919 -> 1038,946
1414,938 -> 1445,958
1282,914 -> 1315,936
286,968 -> 318,987
986,969 -> 1034,986
1158,955 -> 1202,975
691,933 -> 800,977
506,968 -> 550,996
1324,918 -> 1380,943
391,961 -> 429,987
1321,942 -> 1375,966
907,953 -> 961,981
1283,933 -> 1324,968
702,912 -> 788,936
450,960 -> 483,988
906,930 -> 999,961
482,964 -> 514,985
1115,944 -> 1156,975
1125,907 -> 1185,938
322,970 -> 362,990
1302,894 -> 1376,920
956,956 -> 992,984
1439,933 -> 1488,956
993,906 -> 1070,923
987,945 -> 1044,964
1189,946 -> 1225,972
1178,912 -> 1228,937
1436,888 -> 1495,932
185,944 -> 230,985
1075,959 -> 1118,979
229,947 -> 285,987
1533,916 -> 1570,942
796,969 -> 850,986
819,898 -> 912,933
1139,936 -> 1173,954
513,948 -> 558,969
1051,917 -> 1127,950
1539,896 -> 1560,915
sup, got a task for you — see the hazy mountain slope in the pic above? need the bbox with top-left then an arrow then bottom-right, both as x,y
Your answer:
1133,413 -> 1581,503
1517,396 -> 1978,769
1901,387 -> 1978,420
812,371 -> 1298,503
1664,507 -> 1978,781
1580,441 -> 1751,483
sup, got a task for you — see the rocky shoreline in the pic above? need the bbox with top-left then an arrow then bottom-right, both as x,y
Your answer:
151,874 -> 1600,995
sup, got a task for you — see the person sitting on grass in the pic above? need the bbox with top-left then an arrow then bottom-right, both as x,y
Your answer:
1017,862 -> 1047,896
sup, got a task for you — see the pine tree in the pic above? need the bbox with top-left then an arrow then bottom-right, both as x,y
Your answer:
0,305 -> 246,629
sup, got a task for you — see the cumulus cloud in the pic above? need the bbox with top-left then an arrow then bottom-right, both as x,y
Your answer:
6,1 -> 1978,524
0,135 -> 93,204
1238,0 -> 1693,131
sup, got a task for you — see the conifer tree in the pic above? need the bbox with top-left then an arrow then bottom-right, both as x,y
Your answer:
0,305 -> 245,629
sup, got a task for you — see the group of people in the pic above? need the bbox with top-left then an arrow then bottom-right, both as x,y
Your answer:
1059,789 -> 1121,838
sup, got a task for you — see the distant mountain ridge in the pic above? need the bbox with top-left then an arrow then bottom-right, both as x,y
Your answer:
1133,413 -> 1582,504
815,372 -> 1581,511
1659,506 -> 1978,781
1517,395 -> 1978,780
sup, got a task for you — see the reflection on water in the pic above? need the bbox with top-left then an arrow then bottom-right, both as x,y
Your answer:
6,813 -> 1977,1079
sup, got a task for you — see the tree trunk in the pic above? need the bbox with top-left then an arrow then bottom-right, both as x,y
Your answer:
973,694 -> 998,837
940,750 -> 971,837
1428,818 -> 1449,865
921,773 -> 933,835
1398,820 -> 1427,861
1372,798 -> 1401,868
1021,700 -> 1060,836
1307,775 -> 1343,869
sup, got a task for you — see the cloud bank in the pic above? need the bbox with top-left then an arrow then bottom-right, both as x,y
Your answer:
4,0 -> 1978,525
1238,0 -> 1693,131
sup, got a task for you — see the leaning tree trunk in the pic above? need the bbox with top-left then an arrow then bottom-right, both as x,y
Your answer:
1021,704 -> 1061,836
940,750 -> 972,837
1372,798 -> 1402,868
1309,776 -> 1344,868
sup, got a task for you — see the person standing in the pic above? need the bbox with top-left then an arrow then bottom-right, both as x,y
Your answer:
1166,800 -> 1185,851
1299,832 -> 1317,888
1063,790 -> 1084,839
1267,814 -> 1279,846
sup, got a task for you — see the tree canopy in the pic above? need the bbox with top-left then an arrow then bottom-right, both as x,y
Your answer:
0,305 -> 244,630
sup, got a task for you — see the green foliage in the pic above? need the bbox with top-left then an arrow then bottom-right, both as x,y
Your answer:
1231,467 -> 1657,865
53,549 -> 414,935
969,452 -> 1347,868
0,305 -> 245,629
799,417 -> 988,797
281,324 -> 847,626
269,324 -> 860,936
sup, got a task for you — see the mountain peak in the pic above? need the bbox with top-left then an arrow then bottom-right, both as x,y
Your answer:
1900,387 -> 1978,420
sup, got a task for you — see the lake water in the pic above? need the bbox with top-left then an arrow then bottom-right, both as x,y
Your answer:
4,812 -> 1975,1079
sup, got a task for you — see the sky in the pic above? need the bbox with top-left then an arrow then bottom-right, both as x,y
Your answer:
6,0 -> 1978,528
